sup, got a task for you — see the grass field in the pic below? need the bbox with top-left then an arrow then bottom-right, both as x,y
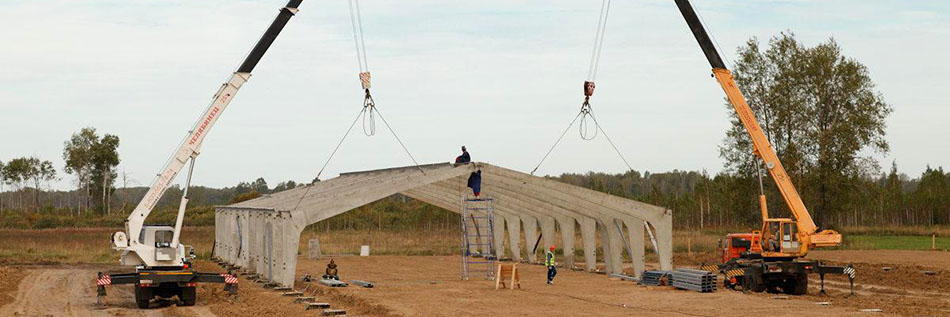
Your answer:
843,235 -> 950,250
1,226 -> 946,265
0,227 -> 214,264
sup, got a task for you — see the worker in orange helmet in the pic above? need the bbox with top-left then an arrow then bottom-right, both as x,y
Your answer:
545,245 -> 557,285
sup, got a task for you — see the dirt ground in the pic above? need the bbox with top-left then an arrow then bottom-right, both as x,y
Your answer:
0,264 -> 219,317
808,249 -> 950,268
803,250 -> 950,316
293,256 -> 872,316
3,250 -> 950,316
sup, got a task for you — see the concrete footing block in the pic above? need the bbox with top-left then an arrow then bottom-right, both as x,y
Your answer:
294,296 -> 315,303
306,302 -> 331,310
322,309 -> 346,316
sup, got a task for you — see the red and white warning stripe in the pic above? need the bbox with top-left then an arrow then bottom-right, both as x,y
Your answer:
221,274 -> 239,284
97,274 -> 112,286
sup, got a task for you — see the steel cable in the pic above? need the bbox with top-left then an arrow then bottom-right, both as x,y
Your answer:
348,0 -> 369,72
362,91 -> 377,136
374,108 -> 426,174
586,0 -> 612,82
530,112 -> 583,175
587,112 -> 635,172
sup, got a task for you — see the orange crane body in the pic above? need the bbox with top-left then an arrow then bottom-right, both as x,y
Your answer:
674,0 -> 851,295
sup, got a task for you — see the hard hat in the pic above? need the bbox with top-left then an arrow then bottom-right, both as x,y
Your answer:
549,245 -> 555,251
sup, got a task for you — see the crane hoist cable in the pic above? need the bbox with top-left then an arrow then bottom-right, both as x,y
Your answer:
349,0 -> 376,137
530,0 -> 633,176
304,0 -> 424,191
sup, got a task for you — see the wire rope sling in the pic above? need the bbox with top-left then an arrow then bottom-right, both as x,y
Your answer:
311,0 -> 424,183
530,0 -> 633,176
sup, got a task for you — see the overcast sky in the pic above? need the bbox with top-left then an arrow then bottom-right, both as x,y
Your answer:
1,0 -> 948,191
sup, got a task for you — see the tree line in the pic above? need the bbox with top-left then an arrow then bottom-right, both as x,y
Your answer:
552,163 -> 950,230
0,127 -> 121,214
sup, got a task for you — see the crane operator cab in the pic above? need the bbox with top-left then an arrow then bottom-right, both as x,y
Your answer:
143,226 -> 177,261
115,225 -> 192,268
761,219 -> 801,257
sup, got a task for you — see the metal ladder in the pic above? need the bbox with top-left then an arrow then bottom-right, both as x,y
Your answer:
460,196 -> 496,280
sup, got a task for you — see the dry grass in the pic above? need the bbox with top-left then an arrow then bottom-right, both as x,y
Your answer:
840,225 -> 950,236
3,225 -> 945,265
300,226 -> 722,262
0,227 -> 215,264
300,227 -> 460,256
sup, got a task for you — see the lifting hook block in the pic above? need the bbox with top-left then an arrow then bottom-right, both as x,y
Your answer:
359,72 -> 372,90
583,81 -> 595,97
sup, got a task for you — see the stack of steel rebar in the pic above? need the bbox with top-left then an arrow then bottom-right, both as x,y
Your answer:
638,270 -> 671,286
671,268 -> 717,292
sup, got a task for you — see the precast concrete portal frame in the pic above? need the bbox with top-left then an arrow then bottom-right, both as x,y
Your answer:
214,162 -> 672,287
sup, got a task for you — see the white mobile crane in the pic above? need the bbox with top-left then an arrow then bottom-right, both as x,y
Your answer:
96,0 -> 303,308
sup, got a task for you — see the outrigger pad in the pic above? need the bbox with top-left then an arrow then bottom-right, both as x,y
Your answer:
306,302 -> 331,310
349,280 -> 374,288
322,309 -> 347,316
319,279 -> 348,287
225,283 -> 239,294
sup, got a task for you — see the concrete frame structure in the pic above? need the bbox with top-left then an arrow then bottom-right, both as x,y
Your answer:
214,163 -> 672,287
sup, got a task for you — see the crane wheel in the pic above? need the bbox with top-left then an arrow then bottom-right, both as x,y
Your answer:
784,274 -> 808,295
134,285 -> 152,309
180,286 -> 197,306
743,272 -> 765,293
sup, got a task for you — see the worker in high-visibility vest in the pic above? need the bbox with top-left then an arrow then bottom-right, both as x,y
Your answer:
546,245 -> 557,285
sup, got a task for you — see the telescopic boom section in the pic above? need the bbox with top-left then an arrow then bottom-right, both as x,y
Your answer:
672,0 -> 831,240
125,0 -> 302,245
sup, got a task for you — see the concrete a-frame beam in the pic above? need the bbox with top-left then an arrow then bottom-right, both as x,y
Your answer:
214,162 -> 672,286
419,173 -> 657,272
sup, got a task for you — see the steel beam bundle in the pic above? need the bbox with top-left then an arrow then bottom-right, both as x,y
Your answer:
638,270 -> 671,286
671,268 -> 717,292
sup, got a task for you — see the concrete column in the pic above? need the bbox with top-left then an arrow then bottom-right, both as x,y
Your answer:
539,216 -> 556,262
622,218 -> 646,278
213,212 -> 223,259
276,221 -> 301,287
504,214 -> 522,261
603,219 -> 624,275
248,213 -> 262,275
652,211 -> 674,271
579,217 -> 597,272
492,213 -> 506,258
237,213 -> 250,269
520,215 -> 539,263
556,216 -> 576,269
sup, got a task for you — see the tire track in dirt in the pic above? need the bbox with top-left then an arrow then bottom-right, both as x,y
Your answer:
0,267 -> 215,317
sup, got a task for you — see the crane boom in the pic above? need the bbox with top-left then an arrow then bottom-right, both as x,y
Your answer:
117,0 -> 303,267
672,0 -> 840,252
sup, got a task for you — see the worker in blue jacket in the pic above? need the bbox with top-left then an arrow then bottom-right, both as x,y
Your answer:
467,170 -> 482,198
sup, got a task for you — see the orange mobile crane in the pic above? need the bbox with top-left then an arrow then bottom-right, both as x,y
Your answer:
673,0 -> 854,295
